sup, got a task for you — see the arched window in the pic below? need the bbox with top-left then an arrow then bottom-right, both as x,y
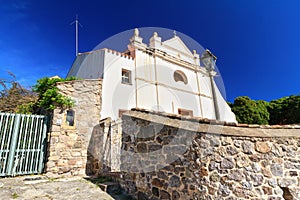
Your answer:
173,70 -> 188,84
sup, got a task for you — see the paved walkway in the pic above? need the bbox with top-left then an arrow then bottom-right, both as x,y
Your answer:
0,175 -> 115,200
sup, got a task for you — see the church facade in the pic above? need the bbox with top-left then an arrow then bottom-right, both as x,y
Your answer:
67,29 -> 237,123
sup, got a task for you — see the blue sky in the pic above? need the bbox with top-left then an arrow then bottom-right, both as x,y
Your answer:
0,0 -> 299,102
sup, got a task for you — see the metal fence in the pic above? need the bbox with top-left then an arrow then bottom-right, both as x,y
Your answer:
0,113 -> 48,176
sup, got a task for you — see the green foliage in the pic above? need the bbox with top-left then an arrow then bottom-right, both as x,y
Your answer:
0,72 -> 78,114
268,95 -> 300,125
230,95 -> 300,125
33,77 -> 77,113
230,96 -> 270,125
17,102 -> 36,114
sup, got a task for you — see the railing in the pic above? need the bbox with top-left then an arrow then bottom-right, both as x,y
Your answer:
0,113 -> 48,176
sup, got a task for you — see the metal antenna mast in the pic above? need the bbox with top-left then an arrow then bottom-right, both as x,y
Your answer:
70,15 -> 82,57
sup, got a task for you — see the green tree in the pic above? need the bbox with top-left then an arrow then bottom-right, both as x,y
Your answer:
230,96 -> 269,124
268,95 -> 300,124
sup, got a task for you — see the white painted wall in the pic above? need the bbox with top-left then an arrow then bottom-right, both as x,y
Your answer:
101,51 -> 135,119
67,31 -> 237,123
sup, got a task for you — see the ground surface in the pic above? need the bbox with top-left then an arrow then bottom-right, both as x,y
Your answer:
0,175 -> 115,200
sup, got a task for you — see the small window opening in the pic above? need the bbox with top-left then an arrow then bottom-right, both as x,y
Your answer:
122,69 -> 132,84
178,108 -> 193,117
66,110 -> 75,126
173,70 -> 188,84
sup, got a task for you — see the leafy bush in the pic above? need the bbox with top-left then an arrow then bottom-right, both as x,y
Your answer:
0,72 -> 78,114
33,77 -> 78,113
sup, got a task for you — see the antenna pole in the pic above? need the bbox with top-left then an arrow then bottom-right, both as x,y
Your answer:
71,15 -> 82,57
75,15 -> 78,56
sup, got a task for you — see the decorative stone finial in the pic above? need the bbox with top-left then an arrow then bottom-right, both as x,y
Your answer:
149,31 -> 161,48
134,28 -> 139,36
173,30 -> 177,37
193,50 -> 197,54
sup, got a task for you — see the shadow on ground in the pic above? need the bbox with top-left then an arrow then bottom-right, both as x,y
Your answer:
86,176 -> 135,200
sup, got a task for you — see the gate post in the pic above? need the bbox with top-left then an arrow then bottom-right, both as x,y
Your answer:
38,116 -> 48,173
7,114 -> 21,176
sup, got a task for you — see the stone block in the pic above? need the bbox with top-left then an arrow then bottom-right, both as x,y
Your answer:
48,156 -> 60,161
268,178 -> 278,187
262,186 -> 273,195
209,172 -> 220,182
71,151 -> 82,157
68,159 -> 77,165
221,137 -> 232,146
61,152 -> 71,157
46,161 -> 56,168
157,171 -> 169,180
50,131 -> 61,136
152,178 -> 163,188
149,144 -> 162,152
172,190 -> 180,200
57,160 -> 68,167
236,155 -> 250,168
278,178 -> 297,187
251,174 -> 264,186
226,146 -> 239,155
227,170 -> 243,181
160,190 -> 170,199
255,141 -> 272,153
137,142 -> 148,153
169,175 -> 180,187
242,141 -> 254,154
270,163 -> 283,177
262,167 -> 273,178
221,158 -> 234,169
50,137 -> 59,144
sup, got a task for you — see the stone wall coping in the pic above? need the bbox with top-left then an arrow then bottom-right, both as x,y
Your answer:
125,109 -> 300,138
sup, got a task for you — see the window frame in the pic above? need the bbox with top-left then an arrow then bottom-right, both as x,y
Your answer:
66,109 -> 75,126
62,109 -> 76,129
121,68 -> 132,85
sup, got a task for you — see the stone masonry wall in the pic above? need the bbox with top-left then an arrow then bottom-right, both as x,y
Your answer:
46,79 -> 102,176
119,110 -> 300,200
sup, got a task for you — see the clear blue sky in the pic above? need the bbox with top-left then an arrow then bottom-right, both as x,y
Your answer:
1,0 -> 299,102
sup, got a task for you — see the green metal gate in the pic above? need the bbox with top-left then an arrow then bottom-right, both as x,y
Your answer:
0,113 -> 48,176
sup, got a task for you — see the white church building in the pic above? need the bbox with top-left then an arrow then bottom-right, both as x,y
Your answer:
67,28 -> 237,123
